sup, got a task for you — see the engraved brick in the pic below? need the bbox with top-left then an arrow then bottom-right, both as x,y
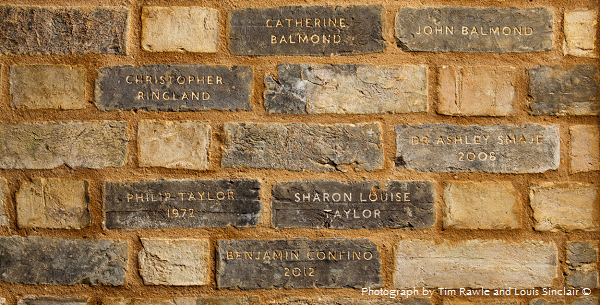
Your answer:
530,183 -> 599,232
272,180 -> 434,229
138,120 -> 210,170
0,178 -> 7,227
95,65 -> 253,111
104,179 -> 260,230
217,238 -> 381,289
528,65 -> 599,116
222,122 -> 383,172
16,178 -> 90,229
18,296 -> 89,305
395,124 -> 559,173
139,238 -> 209,286
0,6 -> 128,55
438,66 -> 516,116
570,125 -> 600,173
230,6 -> 386,56
443,181 -> 521,229
0,236 -> 127,285
0,121 -> 128,169
10,65 -> 85,110
564,10 -> 598,58
394,240 -> 558,289
271,299 -> 431,305
141,7 -> 218,53
395,7 -> 553,52
103,297 -> 259,305
265,64 -> 427,114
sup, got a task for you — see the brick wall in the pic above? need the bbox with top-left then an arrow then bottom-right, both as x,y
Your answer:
0,0 -> 598,304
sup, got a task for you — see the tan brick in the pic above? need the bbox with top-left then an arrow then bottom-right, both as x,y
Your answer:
104,297 -> 259,305
394,240 -> 558,289
570,125 -> 600,173
10,65 -> 85,109
138,120 -> 210,170
530,182 -> 599,232
444,301 -> 521,305
564,10 -> 598,58
0,178 -> 8,227
141,7 -> 218,53
443,181 -> 521,230
16,178 -> 90,229
18,296 -> 89,305
438,66 -> 516,116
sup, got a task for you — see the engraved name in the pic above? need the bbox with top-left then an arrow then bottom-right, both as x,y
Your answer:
125,74 -> 224,101
415,25 -> 534,36
225,249 -> 373,261
268,17 -> 347,45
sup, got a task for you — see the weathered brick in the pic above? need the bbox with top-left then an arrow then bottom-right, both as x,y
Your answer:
0,178 -> 8,227
572,297 -> 599,305
10,65 -> 85,110
443,301 -> 521,305
530,183 -> 599,232
394,240 -> 557,289
530,299 -> 564,305
438,66 -> 516,116
0,121 -> 128,169
139,238 -> 209,286
271,299 -> 430,305
0,6 -> 128,55
222,122 -> 383,172
16,178 -> 90,229
564,10 -> 597,58
265,64 -> 427,114
567,242 -> 598,265
141,7 -> 218,53
567,269 -> 599,288
18,296 -> 89,305
0,236 -> 127,285
104,297 -> 259,305
528,65 -> 599,116
443,181 -> 521,229
570,125 -> 600,173
567,241 -> 599,288
138,120 -> 210,170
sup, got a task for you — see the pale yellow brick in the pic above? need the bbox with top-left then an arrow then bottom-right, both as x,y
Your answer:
10,65 -> 85,109
570,125 -> 600,173
564,10 -> 598,58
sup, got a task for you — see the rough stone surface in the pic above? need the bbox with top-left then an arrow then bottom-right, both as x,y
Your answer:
18,296 -> 89,305
0,6 -> 128,55
395,124 -> 560,173
10,65 -> 85,109
530,182 -> 599,232
444,302 -> 520,305
229,5 -> 386,56
138,120 -> 210,170
530,299 -> 564,305
567,242 -> 598,265
566,269 -> 599,288
222,122 -> 383,172
0,121 -> 128,169
95,65 -> 253,111
138,238 -> 209,286
104,179 -> 260,230
566,241 -> 599,289
141,7 -> 218,53
571,297 -> 599,305
217,238 -> 380,289
438,66 -> 516,116
443,181 -> 521,229
395,7 -> 553,52
16,178 -> 90,229
270,299 -> 430,305
564,10 -> 597,58
103,297 -> 260,305
394,240 -> 557,289
0,236 -> 127,285
570,125 -> 600,173
528,65 -> 599,116
272,180 -> 435,229
0,178 -> 8,227
264,64 -> 427,114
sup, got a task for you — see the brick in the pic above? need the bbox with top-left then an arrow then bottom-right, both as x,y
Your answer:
564,10 -> 597,58
444,301 -> 521,305
265,64 -> 427,114
271,299 -> 431,305
10,65 -> 85,110
16,178 -> 90,229
530,183 -> 599,232
141,7 -> 218,53
229,6 -> 386,56
572,297 -> 599,305
443,181 -> 521,229
566,241 -> 599,289
103,179 -> 261,230
0,236 -> 127,285
222,122 -> 383,172
103,297 -> 259,305
567,269 -> 599,288
138,120 -> 210,170
139,238 -> 209,286
217,238 -> 380,289
0,121 -> 128,169
0,178 -> 7,227
567,242 -> 598,265
395,7 -> 553,52
95,65 -> 253,111
528,65 -> 599,116
0,6 -> 128,55
395,124 -> 560,173
394,240 -> 557,289
18,296 -> 89,305
438,66 -> 516,116
530,299 -> 564,305
0,298 -> 4,305
570,125 -> 600,173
